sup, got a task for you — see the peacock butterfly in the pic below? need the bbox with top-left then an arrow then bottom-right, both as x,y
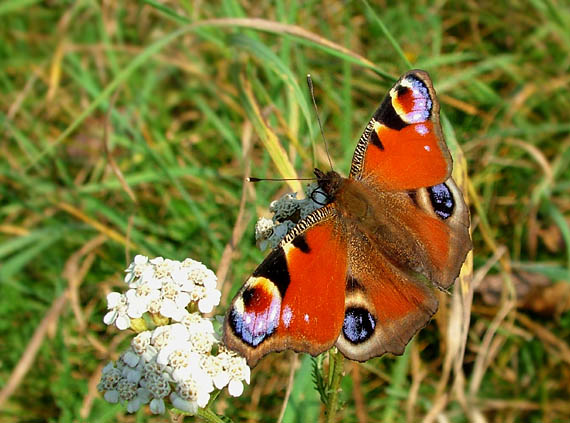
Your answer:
223,70 -> 472,367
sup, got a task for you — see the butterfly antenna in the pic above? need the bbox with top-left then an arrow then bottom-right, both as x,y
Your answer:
246,177 -> 316,183
307,74 -> 334,172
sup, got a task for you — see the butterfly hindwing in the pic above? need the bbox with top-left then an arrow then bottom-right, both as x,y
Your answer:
224,205 -> 348,367
350,70 -> 452,191
336,234 -> 438,361
402,177 -> 471,289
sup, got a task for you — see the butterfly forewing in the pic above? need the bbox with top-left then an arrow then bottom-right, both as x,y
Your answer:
223,205 -> 348,367
350,70 -> 452,190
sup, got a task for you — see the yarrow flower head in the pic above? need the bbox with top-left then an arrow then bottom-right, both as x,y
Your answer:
105,255 -> 222,329
99,255 -> 250,416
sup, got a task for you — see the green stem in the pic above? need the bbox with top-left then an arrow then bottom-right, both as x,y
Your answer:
325,348 -> 345,423
196,407 -> 225,423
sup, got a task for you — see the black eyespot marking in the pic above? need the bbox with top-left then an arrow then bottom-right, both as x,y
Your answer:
397,85 -> 410,96
242,287 -> 256,307
373,96 -> 407,131
343,307 -> 376,344
369,130 -> 384,150
427,183 -> 454,220
253,247 -> 290,298
292,234 -> 311,253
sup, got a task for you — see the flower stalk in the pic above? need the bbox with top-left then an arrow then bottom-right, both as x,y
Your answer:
325,348 -> 345,423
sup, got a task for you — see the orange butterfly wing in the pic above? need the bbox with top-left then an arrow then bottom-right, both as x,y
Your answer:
336,237 -> 438,361
350,70 -> 451,190
223,206 -> 348,367
398,178 -> 471,289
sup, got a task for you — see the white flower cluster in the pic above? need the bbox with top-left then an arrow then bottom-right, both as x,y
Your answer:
99,256 -> 250,416
255,183 -> 327,251
104,256 -> 221,330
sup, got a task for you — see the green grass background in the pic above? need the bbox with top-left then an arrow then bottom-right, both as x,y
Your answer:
1,0 -> 570,422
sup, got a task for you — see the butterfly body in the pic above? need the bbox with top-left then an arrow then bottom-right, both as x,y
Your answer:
225,70 -> 472,366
